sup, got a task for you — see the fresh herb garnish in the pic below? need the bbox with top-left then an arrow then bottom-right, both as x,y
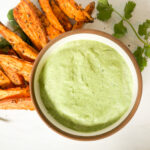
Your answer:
0,37 -> 10,48
97,0 -> 150,71
124,1 -> 136,19
96,0 -> 113,21
113,20 -> 127,38
133,47 -> 147,71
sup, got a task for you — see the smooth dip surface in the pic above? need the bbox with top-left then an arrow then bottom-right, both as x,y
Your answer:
39,40 -> 133,132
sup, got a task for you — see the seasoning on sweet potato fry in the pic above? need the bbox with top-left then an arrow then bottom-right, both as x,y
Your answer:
55,0 -> 94,22
2,66 -> 24,85
39,0 -> 65,33
0,55 -> 33,82
0,22 -> 38,61
0,86 -> 30,100
24,0 -> 42,16
73,1 -> 95,30
23,0 -> 61,39
0,69 -> 12,88
14,0 -> 48,50
51,0 -> 72,31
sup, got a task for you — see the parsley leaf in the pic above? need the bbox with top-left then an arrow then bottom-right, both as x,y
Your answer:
7,9 -> 14,20
7,9 -> 20,30
134,47 -> 147,71
96,1 -> 150,71
113,20 -> 127,38
0,37 -> 11,48
144,45 -> 150,58
98,0 -> 108,5
138,20 -> 150,39
124,1 -> 136,19
97,0 -> 113,21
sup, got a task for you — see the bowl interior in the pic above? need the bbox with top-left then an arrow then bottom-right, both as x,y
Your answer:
32,32 -> 138,137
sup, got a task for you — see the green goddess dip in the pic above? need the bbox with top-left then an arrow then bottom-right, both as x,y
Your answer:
39,40 -> 133,132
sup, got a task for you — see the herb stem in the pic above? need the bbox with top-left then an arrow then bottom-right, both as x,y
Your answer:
113,9 -> 149,46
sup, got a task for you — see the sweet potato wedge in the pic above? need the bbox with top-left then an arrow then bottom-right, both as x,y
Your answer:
0,69 -> 12,88
51,0 -> 72,31
40,15 -> 61,39
55,0 -> 94,22
46,25 -> 61,39
0,22 -> 38,61
24,0 -> 42,17
85,1 -> 95,15
2,66 -> 24,86
0,97 -> 34,110
39,0 -> 65,33
0,86 -> 30,100
0,55 -> 33,82
14,0 -> 48,50
23,0 -> 61,39
73,1 -> 95,30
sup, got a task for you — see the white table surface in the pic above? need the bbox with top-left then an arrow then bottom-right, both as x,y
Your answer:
0,0 -> 150,150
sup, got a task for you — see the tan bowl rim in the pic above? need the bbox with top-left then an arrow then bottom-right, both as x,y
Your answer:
30,29 -> 142,141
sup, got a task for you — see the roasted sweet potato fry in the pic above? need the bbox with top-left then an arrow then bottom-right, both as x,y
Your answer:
2,66 -> 24,85
0,69 -> 12,88
51,0 -> 72,31
0,97 -> 34,110
39,0 -> 65,33
24,0 -> 42,16
73,2 -> 95,30
0,86 -> 30,100
55,0 -> 94,22
0,22 -> 38,61
0,55 -> 33,82
85,1 -> 95,15
23,0 -> 61,39
40,15 -> 61,39
14,0 -> 48,50
46,25 -> 61,39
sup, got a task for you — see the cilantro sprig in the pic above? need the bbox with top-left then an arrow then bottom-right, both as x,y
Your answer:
97,0 -> 150,71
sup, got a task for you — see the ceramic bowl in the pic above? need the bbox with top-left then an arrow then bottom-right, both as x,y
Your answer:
30,29 -> 142,141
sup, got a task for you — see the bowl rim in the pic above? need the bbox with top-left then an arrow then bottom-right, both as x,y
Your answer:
30,29 -> 142,141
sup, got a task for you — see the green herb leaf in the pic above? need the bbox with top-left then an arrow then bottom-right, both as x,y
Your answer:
124,1 -> 136,19
7,9 -> 20,30
144,45 -> 150,58
138,20 -> 150,39
7,9 -> 14,20
98,0 -> 108,6
9,20 -> 20,30
113,20 -> 127,38
17,29 -> 32,45
134,46 -> 147,71
0,38 -> 11,48
97,0 -> 113,21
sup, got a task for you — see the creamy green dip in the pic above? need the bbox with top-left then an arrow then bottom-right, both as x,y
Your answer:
39,40 -> 133,132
